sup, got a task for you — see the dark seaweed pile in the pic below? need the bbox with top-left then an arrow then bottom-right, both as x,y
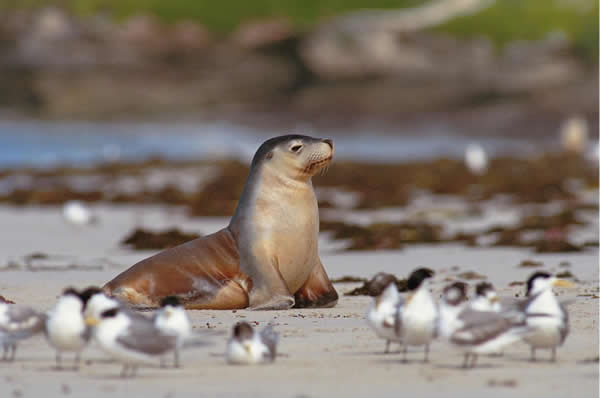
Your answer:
121,228 -> 201,250
344,273 -> 408,296
1,151 -> 597,253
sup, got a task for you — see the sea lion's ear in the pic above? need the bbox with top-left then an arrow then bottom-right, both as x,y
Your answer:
265,151 -> 273,160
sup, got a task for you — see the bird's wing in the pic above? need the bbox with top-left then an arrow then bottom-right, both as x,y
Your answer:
150,311 -> 160,322
499,296 -> 522,311
116,318 -> 176,355
558,298 -> 575,307
393,296 -> 405,336
559,302 -> 570,344
1,306 -> 46,336
260,325 -> 279,359
451,309 -> 518,346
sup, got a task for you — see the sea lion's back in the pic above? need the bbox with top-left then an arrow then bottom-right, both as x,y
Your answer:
104,228 -> 243,308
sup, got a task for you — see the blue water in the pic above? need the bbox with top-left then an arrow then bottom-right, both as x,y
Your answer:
0,120 -> 544,168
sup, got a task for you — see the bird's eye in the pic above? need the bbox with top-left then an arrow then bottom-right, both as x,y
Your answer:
290,144 -> 303,152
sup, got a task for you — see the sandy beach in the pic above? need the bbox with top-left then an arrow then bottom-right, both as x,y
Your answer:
0,0 -> 598,396
0,204 -> 597,398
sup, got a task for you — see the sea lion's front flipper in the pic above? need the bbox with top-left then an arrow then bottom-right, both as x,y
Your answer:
294,259 -> 338,308
104,228 -> 249,310
247,255 -> 295,310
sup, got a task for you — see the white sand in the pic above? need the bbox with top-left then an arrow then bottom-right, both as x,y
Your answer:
0,205 -> 598,398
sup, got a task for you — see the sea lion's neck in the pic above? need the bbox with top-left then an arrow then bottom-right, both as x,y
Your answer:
229,166 -> 314,234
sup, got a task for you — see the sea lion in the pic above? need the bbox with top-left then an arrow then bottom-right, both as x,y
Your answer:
103,135 -> 338,310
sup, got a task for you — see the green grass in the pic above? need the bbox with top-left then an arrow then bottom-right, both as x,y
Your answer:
437,0 -> 599,63
1,0 -> 422,31
1,0 -> 597,61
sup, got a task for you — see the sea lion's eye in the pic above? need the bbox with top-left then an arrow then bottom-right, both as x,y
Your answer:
290,144 -> 303,153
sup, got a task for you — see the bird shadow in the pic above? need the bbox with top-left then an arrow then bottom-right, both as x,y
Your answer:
434,363 -> 502,370
88,365 -> 198,380
91,373 -> 164,381
496,353 -> 558,365
29,365 -> 82,372
84,358 -> 118,365
208,352 -> 225,357
372,358 -> 430,365
340,349 -> 418,357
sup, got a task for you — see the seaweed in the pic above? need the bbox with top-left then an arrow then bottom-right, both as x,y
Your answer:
121,228 -> 201,250
344,272 -> 408,296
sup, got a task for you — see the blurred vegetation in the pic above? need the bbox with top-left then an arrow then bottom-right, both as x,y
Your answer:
1,0 -> 597,61
437,0 -> 599,63
1,0 -> 422,30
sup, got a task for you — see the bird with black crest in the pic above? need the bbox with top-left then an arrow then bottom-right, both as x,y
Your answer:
470,282 -> 501,313
439,282 -> 529,368
86,307 -> 177,377
226,321 -> 278,365
520,272 -> 574,362
366,281 -> 403,354
45,287 -> 91,369
153,296 -> 192,368
0,300 -> 46,362
394,268 -> 437,362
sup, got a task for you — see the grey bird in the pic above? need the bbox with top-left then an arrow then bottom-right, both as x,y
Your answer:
0,301 -> 46,361
225,322 -> 278,365
87,307 -> 177,377
439,282 -> 530,368
520,272 -> 574,362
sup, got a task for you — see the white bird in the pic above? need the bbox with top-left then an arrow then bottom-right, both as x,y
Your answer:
225,322 -> 278,365
521,272 -> 574,362
470,282 -> 501,313
366,283 -> 402,354
80,286 -> 121,321
86,307 -> 177,377
439,282 -> 529,368
81,286 -> 179,371
470,282 -> 505,356
153,296 -> 192,368
62,201 -> 95,225
560,115 -> 589,154
394,268 -> 438,362
585,140 -> 599,165
45,288 -> 90,369
464,143 -> 488,175
0,302 -> 45,362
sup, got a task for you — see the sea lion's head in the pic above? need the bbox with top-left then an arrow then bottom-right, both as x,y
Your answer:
251,135 -> 334,181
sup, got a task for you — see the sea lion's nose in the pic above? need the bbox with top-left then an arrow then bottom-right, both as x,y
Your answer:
322,139 -> 334,150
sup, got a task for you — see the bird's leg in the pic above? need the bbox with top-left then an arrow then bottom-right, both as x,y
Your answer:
174,349 -> 180,368
120,365 -> 129,378
462,353 -> 470,369
9,344 -> 16,362
56,352 -> 62,370
74,351 -> 81,370
424,343 -> 430,363
470,354 -> 478,368
2,344 -> 7,361
384,340 -> 390,354
551,348 -> 557,362
131,365 -> 138,378
402,343 -> 408,363
530,347 -> 536,362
